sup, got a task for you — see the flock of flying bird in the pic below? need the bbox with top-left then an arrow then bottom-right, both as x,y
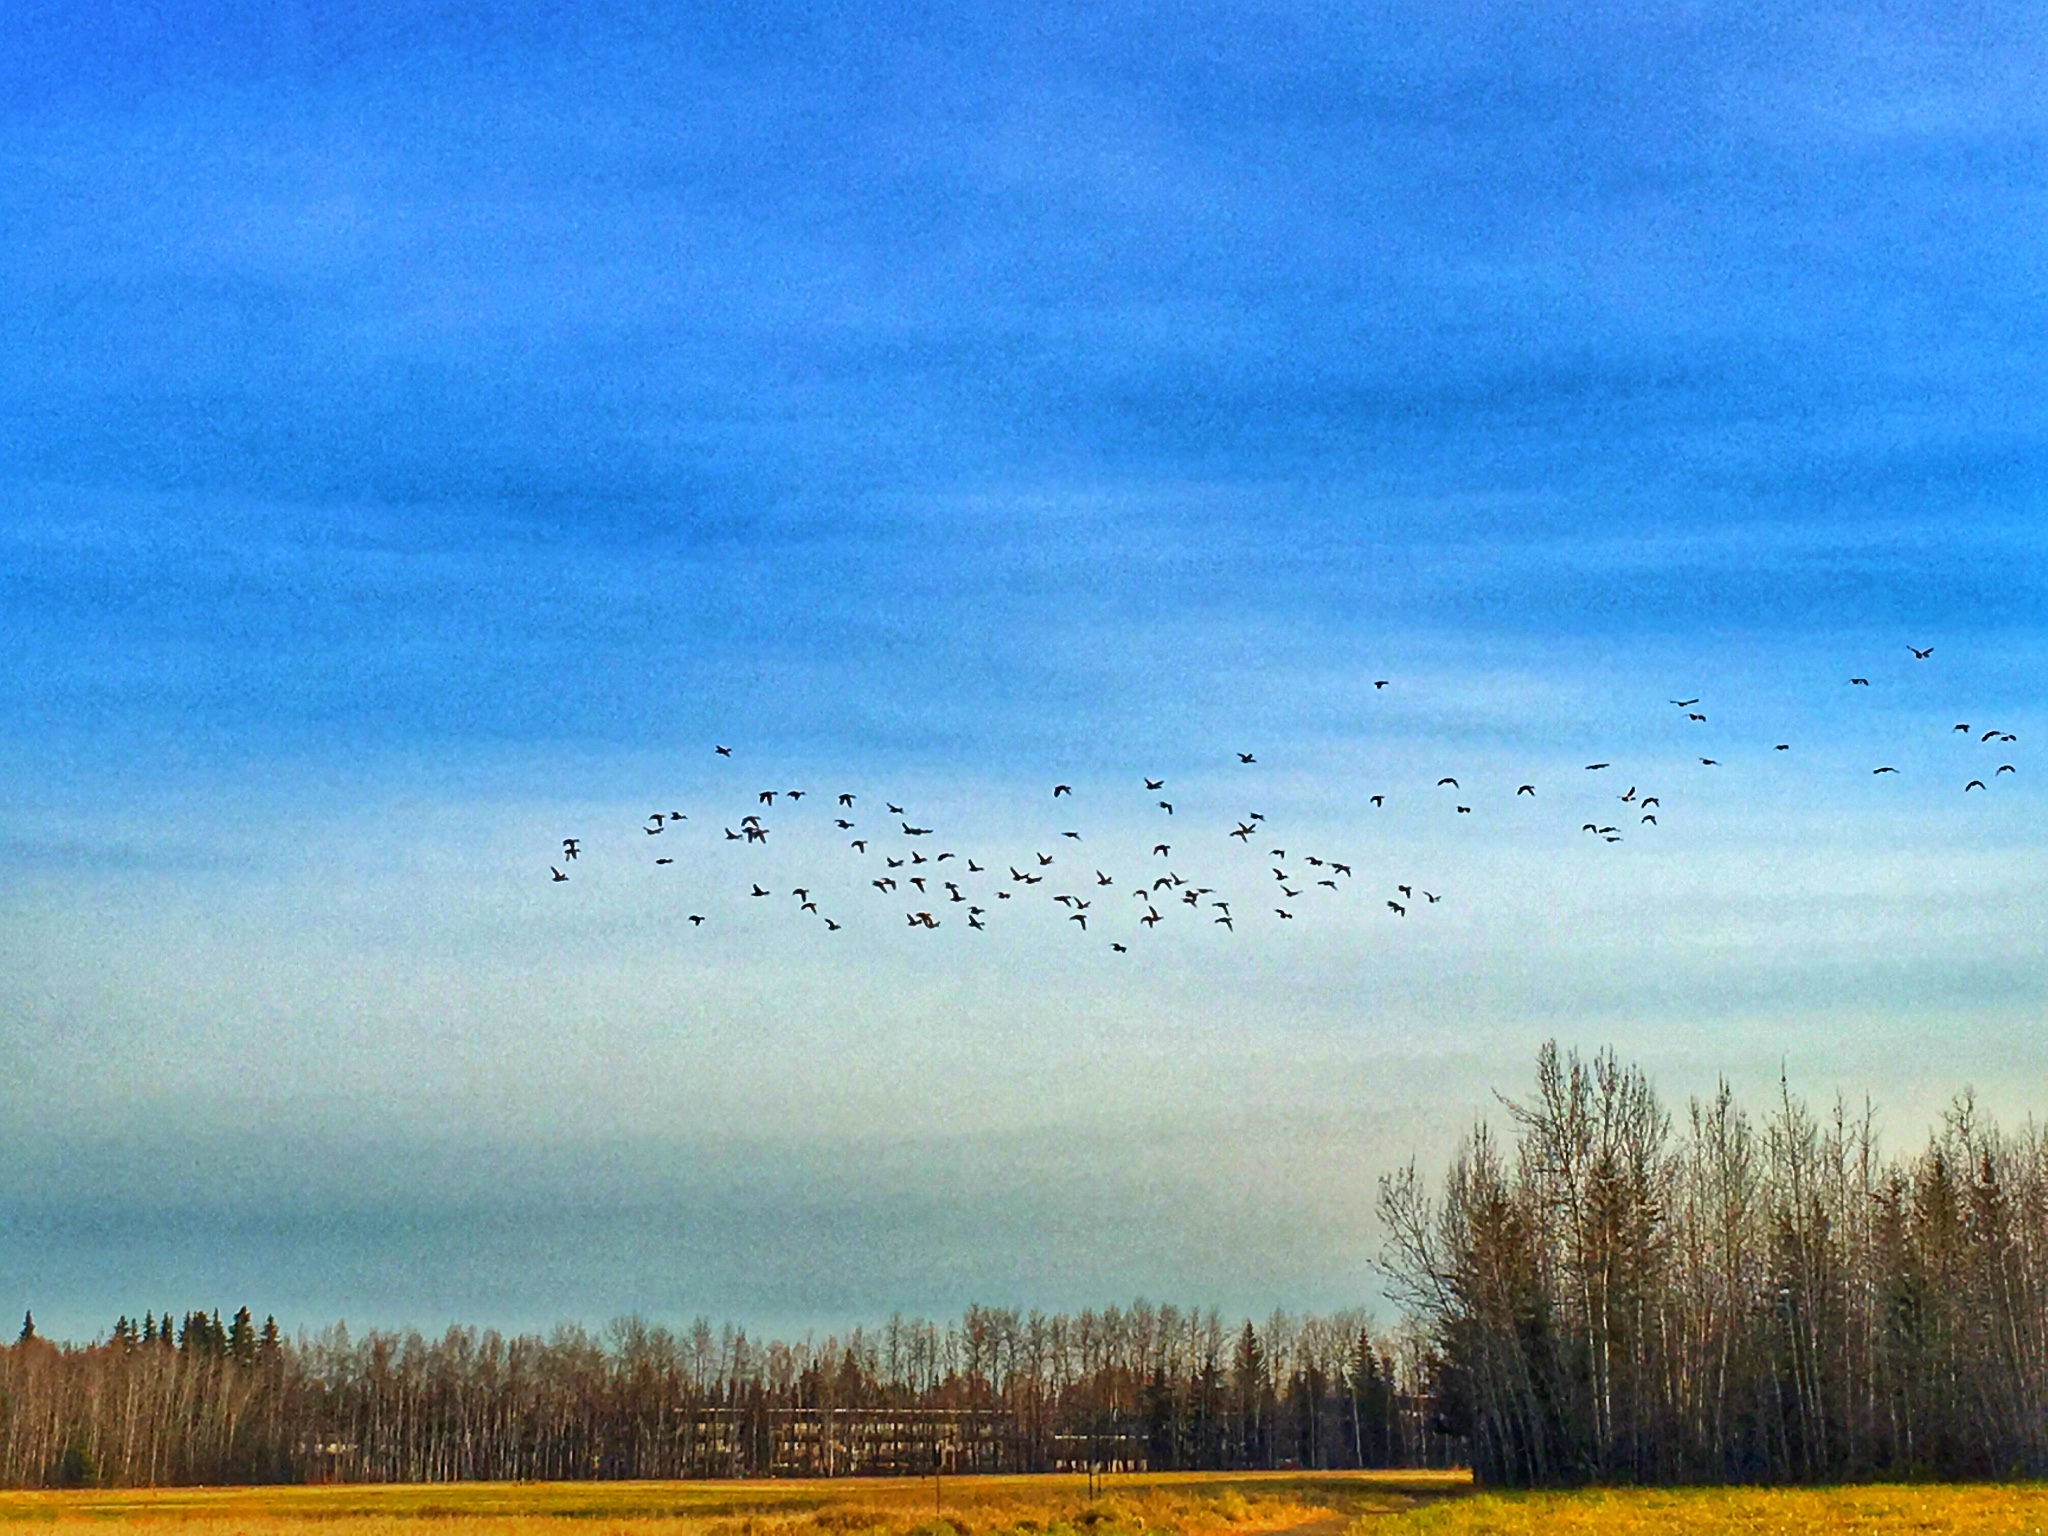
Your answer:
542,648 -> 2024,955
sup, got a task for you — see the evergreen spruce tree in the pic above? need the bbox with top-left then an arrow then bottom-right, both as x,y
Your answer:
229,1306 -> 256,1364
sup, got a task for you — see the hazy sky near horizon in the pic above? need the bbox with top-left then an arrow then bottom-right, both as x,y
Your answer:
3,0 -> 2046,1342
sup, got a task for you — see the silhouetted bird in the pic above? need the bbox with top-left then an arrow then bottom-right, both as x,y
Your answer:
715,746 -> 732,756
1239,753 -> 1257,763
550,867 -> 568,882
1911,646 -> 1933,659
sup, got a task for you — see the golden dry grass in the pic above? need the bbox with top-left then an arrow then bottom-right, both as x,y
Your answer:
0,1471 -> 1463,1536
1370,1482 -> 2048,1534
10,1473 -> 2048,1535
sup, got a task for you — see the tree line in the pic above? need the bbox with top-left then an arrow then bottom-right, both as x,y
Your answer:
0,1302 -> 1445,1486
1382,1041 -> 2048,1485
15,1042 -> 2041,1489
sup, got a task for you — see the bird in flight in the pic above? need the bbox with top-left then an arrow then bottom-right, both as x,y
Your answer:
1700,758 -> 1719,766
1437,777 -> 1459,788
1998,764 -> 2017,775
1239,753 -> 1257,763
1966,780 -> 1987,792
1517,785 -> 1535,796
1111,941 -> 1128,951
1158,801 -> 1173,814
1586,763 -> 1610,771
1910,646 -> 1933,659
1670,698 -> 1699,707
1873,766 -> 1898,775
1374,680 -> 1389,689
1775,744 -> 1790,751
1687,713 -> 1707,722
550,867 -> 568,882
1153,844 -> 1171,856
715,745 -> 732,757
839,793 -> 855,807
1370,795 -> 1384,807
1851,678 -> 1870,686
561,839 -> 580,859
689,914 -> 704,926
1386,901 -> 1404,917
655,857 -> 673,866
1144,777 -> 1165,790
1053,784 -> 1072,798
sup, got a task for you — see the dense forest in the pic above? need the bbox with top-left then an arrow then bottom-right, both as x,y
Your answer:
1383,1043 -> 2048,1485
0,1302 -> 1443,1487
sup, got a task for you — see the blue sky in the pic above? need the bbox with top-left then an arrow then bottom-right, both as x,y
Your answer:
2,0 -> 2045,1340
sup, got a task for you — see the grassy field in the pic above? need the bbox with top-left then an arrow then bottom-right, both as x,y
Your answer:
5,1473 -> 2048,1535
